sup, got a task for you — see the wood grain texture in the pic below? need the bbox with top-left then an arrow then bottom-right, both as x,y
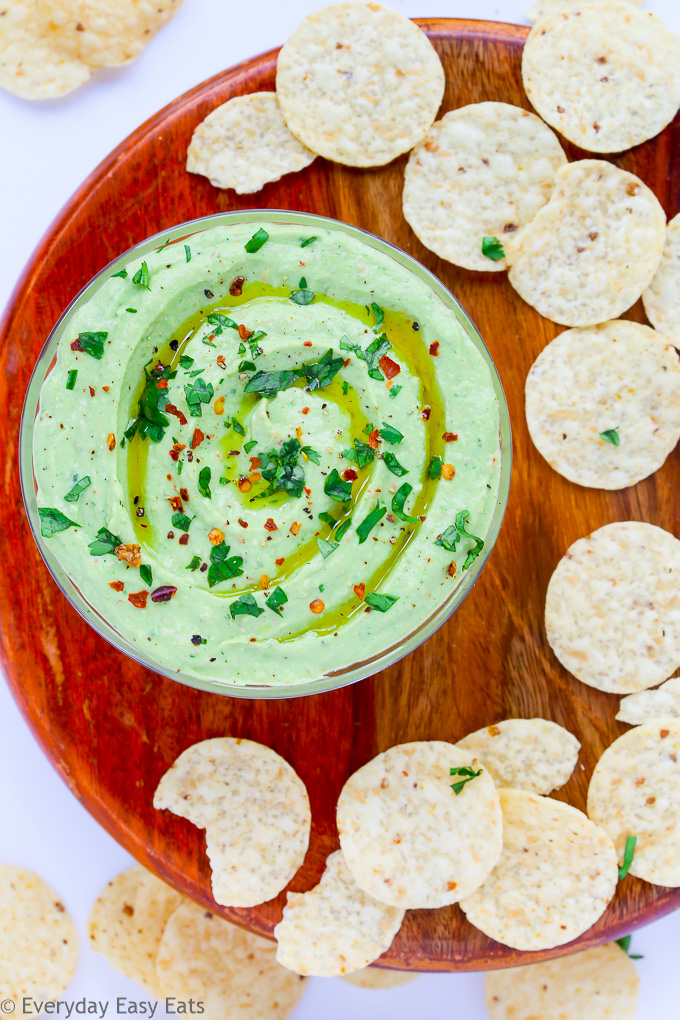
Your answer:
2,20 -> 680,970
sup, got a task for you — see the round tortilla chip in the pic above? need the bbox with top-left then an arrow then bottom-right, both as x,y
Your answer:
643,213 -> 680,342
0,1 -> 91,99
587,718 -> 680,886
402,103 -> 566,271
545,522 -> 680,694
505,160 -> 665,327
275,2 -> 445,167
336,741 -> 502,909
186,92 -> 316,195
88,866 -> 157,991
485,942 -> 639,1020
617,677 -> 680,725
153,737 -> 311,908
342,967 -> 417,989
522,2 -> 680,154
156,901 -> 306,1017
525,320 -> 680,490
0,865 -> 78,1000
460,789 -> 618,951
526,0 -> 641,22
274,850 -> 404,977
457,718 -> 580,795
36,0 -> 182,68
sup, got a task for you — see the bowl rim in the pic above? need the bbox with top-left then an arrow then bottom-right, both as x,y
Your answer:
20,207 -> 512,700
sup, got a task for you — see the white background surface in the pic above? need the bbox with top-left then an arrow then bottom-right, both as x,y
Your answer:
2,1 -> 680,1016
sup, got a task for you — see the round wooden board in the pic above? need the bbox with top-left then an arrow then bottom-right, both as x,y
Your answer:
2,19 -> 680,971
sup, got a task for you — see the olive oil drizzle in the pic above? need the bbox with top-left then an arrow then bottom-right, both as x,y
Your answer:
125,281 -> 447,635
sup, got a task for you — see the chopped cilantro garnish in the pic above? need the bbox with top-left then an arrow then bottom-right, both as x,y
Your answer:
208,541 -> 244,588
600,427 -> 620,446
615,934 -> 643,959
300,236 -> 317,247
87,526 -> 122,556
139,563 -> 152,587
245,368 -> 299,398
126,361 -> 176,442
231,417 -> 245,436
365,592 -> 398,613
339,333 -> 391,380
450,765 -> 483,795
317,537 -> 339,558
171,512 -> 192,532
435,510 -> 484,570
126,308 -> 137,313
198,466 -> 211,498
39,508 -> 81,538
324,468 -> 352,502
76,331 -> 107,360
256,438 -> 306,499
291,285 -> 315,305
357,501 -> 386,543
230,592 -> 264,619
427,455 -> 443,479
111,268 -> 128,279
179,355 -> 194,370
245,349 -> 343,397
335,519 -> 352,541
244,439 -> 257,454
619,835 -> 637,879
238,360 -> 256,372
177,461 -> 183,475
206,312 -> 239,333
382,451 -> 408,476
132,261 -> 151,288
184,244 -> 191,262
186,555 -> 201,571
481,236 -> 505,261
184,377 -> 214,418
155,238 -> 171,252
342,439 -> 374,468
66,369 -> 78,390
319,511 -> 338,528
266,586 -> 288,616
389,384 -> 402,399
299,276 -> 308,288
371,302 -> 384,330
298,348 -> 343,390
392,483 -> 418,523
302,445 -> 320,465
64,476 -> 91,503
379,422 -> 403,445
245,228 -> 269,253
363,422 -> 374,436
342,380 -> 349,396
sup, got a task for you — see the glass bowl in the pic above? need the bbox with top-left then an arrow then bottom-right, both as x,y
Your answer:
20,210 -> 511,699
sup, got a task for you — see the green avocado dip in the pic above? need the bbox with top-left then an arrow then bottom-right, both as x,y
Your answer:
32,222 -> 502,687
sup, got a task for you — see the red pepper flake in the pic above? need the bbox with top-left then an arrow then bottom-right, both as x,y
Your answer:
89,385 -> 95,397
353,582 -> 366,600
343,358 -> 351,368
249,456 -> 261,470
275,557 -> 285,566
151,585 -> 177,603
191,428 -> 205,449
290,522 -> 301,536
301,406 -> 310,415
179,533 -> 190,546
108,580 -> 124,592
264,518 -> 278,532
429,342 -> 440,357
230,276 -> 245,296
250,471 -> 262,483
309,598 -> 325,614
102,385 -> 110,392
303,340 -> 313,347
443,431 -> 458,442
155,378 -> 168,390
70,339 -> 82,352
115,543 -> 142,568
421,407 -> 431,420
304,486 -> 311,495
238,518 -> 248,529
238,323 -> 253,340
447,562 -> 457,578
216,354 -> 227,369
107,433 -> 116,451
379,355 -> 401,379
165,403 -> 188,426
367,428 -> 381,449
128,590 -> 148,609
442,463 -> 456,480
179,488 -> 189,502
169,442 -> 186,462
343,468 -> 358,481
168,496 -> 183,512
209,528 -> 224,545
238,477 -> 252,493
